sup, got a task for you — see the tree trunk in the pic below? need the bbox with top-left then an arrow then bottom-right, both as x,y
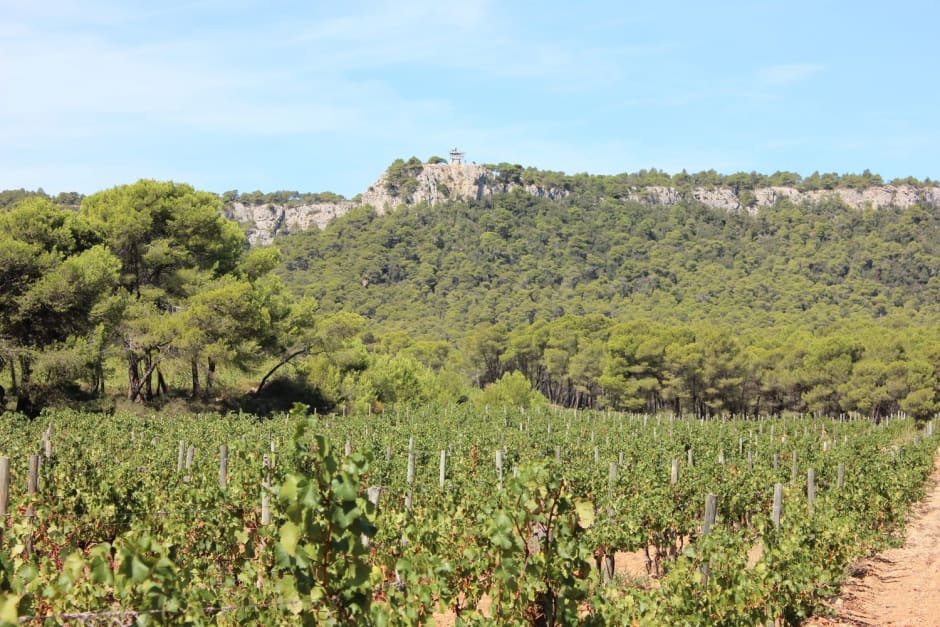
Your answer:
128,359 -> 160,403
190,356 -> 200,398
205,357 -> 216,398
254,347 -> 311,395
144,351 -> 154,400
18,355 -> 31,387
93,358 -> 105,397
127,353 -> 141,401
156,369 -> 168,396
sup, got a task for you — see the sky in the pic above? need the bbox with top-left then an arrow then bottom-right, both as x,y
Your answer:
2,0 -> 938,197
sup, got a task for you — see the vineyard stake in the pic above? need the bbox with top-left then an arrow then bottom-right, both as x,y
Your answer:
496,449 -> 504,489
260,455 -> 272,526
0,457 -> 8,517
363,486 -> 381,547
42,424 -> 52,459
772,483 -> 783,530
27,454 -> 39,495
439,450 -> 446,489
219,444 -> 228,489
807,468 -> 816,516
405,438 -> 415,510
702,493 -> 717,535
701,493 -> 718,587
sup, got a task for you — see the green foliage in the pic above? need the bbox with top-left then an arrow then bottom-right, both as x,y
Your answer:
384,157 -> 424,197
479,370 -> 548,409
224,189 -> 347,207
275,423 -> 378,624
275,177 -> 940,418
0,408 -> 936,624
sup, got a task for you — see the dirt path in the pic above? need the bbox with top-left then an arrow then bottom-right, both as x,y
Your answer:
806,453 -> 940,627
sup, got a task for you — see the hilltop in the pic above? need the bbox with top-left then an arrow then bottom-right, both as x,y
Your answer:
222,157 -> 940,244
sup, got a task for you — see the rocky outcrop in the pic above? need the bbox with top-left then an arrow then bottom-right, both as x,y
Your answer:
227,162 -> 572,244
628,184 -> 940,215
223,200 -> 356,245
224,162 -> 940,245
359,163 -> 490,209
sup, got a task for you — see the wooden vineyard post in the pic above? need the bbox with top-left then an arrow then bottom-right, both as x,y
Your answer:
184,446 -> 195,482
671,458 -> 679,485
772,483 -> 783,530
608,462 -> 617,499
773,453 -> 779,471
837,463 -> 845,489
555,446 -> 561,463
42,424 -> 53,460
702,493 -> 718,536
260,454 -> 272,526
0,457 -> 8,517
27,454 -> 39,496
363,486 -> 381,547
344,438 -> 352,457
405,438 -> 416,510
26,454 -> 39,556
219,444 -> 228,489
701,493 -> 718,586
496,449 -> 504,489
439,450 -> 446,489
687,449 -> 694,467
807,468 -> 816,516
790,451 -> 798,483
177,441 -> 185,473
594,447 -> 600,465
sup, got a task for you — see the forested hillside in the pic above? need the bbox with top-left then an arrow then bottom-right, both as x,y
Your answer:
276,182 -> 940,419
1,169 -> 939,420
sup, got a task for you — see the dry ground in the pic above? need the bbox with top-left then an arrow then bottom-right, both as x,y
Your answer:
806,453 -> 940,627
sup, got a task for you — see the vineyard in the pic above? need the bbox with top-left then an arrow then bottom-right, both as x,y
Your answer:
0,407 -> 936,625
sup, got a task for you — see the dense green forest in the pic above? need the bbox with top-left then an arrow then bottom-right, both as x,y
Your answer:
275,175 -> 940,420
1,166 -> 939,420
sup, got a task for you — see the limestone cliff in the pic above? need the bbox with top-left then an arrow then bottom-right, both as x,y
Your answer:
635,184 -> 940,215
223,162 -> 940,245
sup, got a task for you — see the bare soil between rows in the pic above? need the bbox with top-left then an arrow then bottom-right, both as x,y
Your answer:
806,452 -> 940,627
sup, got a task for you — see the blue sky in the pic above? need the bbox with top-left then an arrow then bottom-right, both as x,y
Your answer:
2,0 -> 938,197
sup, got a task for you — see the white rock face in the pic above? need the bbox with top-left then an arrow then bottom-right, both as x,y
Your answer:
358,163 -> 491,211
223,201 -> 356,245
223,163 -> 940,245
